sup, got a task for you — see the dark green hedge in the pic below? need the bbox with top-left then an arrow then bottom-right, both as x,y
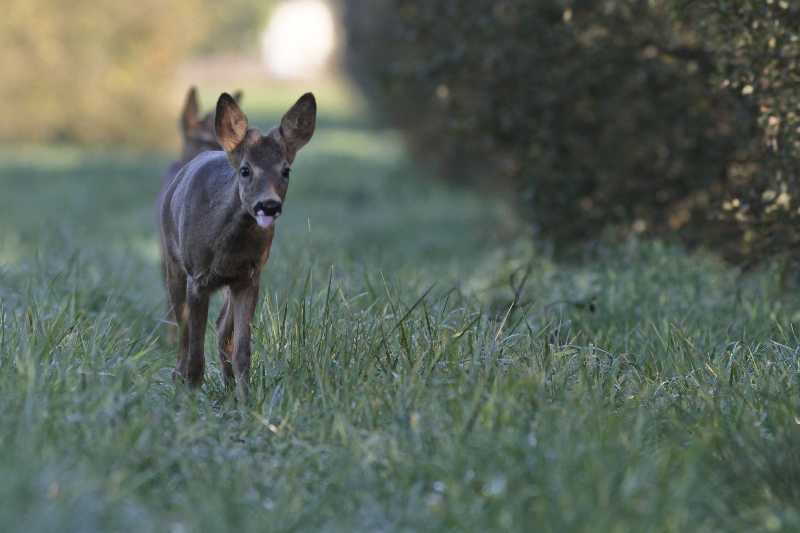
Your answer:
343,0 -> 800,264
689,0 -> 800,265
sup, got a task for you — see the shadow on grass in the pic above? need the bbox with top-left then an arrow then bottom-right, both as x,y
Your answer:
0,120 -> 507,286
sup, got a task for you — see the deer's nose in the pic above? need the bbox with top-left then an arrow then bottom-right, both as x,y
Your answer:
255,199 -> 282,217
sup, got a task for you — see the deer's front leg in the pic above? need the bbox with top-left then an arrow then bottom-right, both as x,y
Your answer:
231,281 -> 260,403
216,289 -> 236,390
185,280 -> 210,387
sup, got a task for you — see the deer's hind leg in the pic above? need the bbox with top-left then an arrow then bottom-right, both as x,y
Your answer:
185,279 -> 210,387
161,257 -> 180,344
216,288 -> 236,390
164,263 -> 190,382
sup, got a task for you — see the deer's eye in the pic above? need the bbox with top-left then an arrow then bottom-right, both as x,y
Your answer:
240,165 -> 251,178
281,167 -> 291,180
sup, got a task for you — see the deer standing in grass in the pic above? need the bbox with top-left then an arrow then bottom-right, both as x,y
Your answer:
158,92 -> 316,402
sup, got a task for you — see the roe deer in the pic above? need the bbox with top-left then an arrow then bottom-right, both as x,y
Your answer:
158,92 -> 316,402
164,87 -> 244,181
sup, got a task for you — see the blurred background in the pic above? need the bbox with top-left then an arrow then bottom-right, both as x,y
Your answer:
0,0 -> 339,146
0,0 -> 799,273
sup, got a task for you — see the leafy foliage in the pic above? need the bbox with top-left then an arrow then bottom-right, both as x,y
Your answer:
193,0 -> 276,54
0,0 -> 276,146
343,0 -> 800,264
0,0 -> 209,145
684,0 -> 800,264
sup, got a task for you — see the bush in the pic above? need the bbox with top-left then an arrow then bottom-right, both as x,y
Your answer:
343,0 -> 800,264
193,0 -> 276,54
685,0 -> 800,265
0,0 -> 206,146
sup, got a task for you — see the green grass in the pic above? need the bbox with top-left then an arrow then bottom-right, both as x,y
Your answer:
1,82 -> 800,532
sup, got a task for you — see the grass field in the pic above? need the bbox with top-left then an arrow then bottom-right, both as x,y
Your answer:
1,81 -> 800,532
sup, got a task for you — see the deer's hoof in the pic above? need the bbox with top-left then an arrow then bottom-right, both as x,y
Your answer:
236,381 -> 250,405
187,361 -> 205,387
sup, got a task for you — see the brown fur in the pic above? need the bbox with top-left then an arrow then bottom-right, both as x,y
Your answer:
158,92 -> 316,402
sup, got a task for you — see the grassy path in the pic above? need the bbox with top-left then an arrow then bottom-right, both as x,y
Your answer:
1,84 -> 799,532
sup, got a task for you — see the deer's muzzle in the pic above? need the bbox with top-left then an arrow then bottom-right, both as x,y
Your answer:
253,199 -> 282,229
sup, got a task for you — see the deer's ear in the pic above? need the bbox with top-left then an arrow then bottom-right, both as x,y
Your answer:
232,90 -> 244,105
215,93 -> 249,155
280,93 -> 316,162
180,86 -> 200,134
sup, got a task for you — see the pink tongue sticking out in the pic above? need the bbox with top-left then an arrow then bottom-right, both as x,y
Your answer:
255,212 -> 274,229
